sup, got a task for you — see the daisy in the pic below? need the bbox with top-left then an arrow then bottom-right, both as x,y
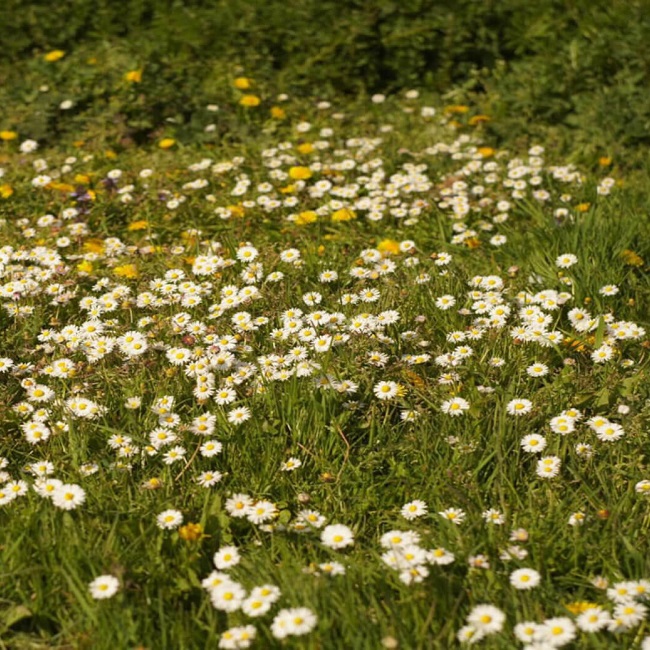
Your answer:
373,381 -> 400,400
482,509 -> 505,525
576,607 -> 611,632
568,512 -> 586,526
510,568 -> 541,590
213,545 -> 241,569
162,446 -> 186,464
297,510 -> 326,529
250,584 -> 281,603
124,396 -> 142,409
210,581 -> 246,612
599,284 -> 619,296
441,397 -> 470,416
202,570 -> 231,592
399,565 -> 430,585
33,478 -> 63,499
556,253 -> 578,268
280,457 -> 302,472
521,434 -> 547,453
241,595 -> 272,617
88,574 -> 120,600
271,607 -> 317,639
196,470 -> 223,487
247,500 -> 278,524
0,487 -> 17,506
212,388 -> 237,406
156,509 -> 183,530
536,456 -> 561,479
467,604 -> 506,635
439,507 -> 466,525
428,547 -> 455,565
506,398 -> 533,416
200,440 -> 223,457
367,351 -> 389,367
608,581 -> 637,602
318,561 -> 346,576
635,480 -> 650,495
401,500 -> 428,520
5,481 -> 28,498
435,295 -> 456,310
227,406 -> 251,425
456,625 -> 485,644
526,363 -> 549,377
596,423 -> 625,442
591,344 -> 614,363
514,621 -> 542,643
321,524 -> 354,549
539,617 -> 576,645
468,555 -> 490,570
52,483 -> 86,510
549,416 -> 575,435
225,493 -> 253,517
236,246 -> 258,262
219,625 -> 256,649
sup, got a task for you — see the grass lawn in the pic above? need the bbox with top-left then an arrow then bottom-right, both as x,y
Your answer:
1,44 -> 650,650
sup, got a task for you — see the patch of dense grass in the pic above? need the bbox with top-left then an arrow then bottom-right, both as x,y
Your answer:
2,5 -> 650,649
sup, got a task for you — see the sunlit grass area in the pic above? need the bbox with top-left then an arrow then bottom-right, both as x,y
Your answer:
1,28 -> 650,650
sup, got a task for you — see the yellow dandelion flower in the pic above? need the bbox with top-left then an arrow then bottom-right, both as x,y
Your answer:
377,239 -> 400,255
127,220 -> 149,231
477,147 -> 495,157
76,260 -> 93,274
0,131 -> 17,141
331,208 -> 356,222
74,173 -> 91,184
233,77 -> 252,90
125,69 -> 143,83
239,94 -> 261,107
565,602 -> 599,615
598,156 -> 612,166
47,182 -> 75,193
270,106 -> 286,119
289,166 -> 312,180
404,370 -> 425,389
158,138 -> 176,150
576,202 -> 591,212
444,105 -> 469,114
83,239 -> 105,254
44,50 -> 65,62
621,250 -> 644,267
295,211 -> 318,225
297,142 -> 314,155
113,264 -> 139,279
0,184 -> 14,198
469,114 -> 491,125
179,522 -> 204,541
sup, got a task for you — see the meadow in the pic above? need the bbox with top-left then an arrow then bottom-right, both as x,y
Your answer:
2,7 -> 650,650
